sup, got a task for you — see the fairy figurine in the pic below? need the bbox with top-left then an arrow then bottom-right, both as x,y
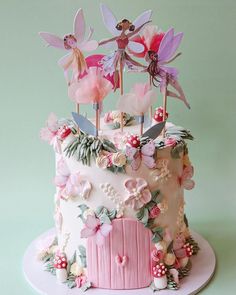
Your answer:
132,26 -> 190,109
99,3 -> 152,90
39,8 -> 98,86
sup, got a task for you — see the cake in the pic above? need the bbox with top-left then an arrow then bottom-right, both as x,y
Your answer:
37,3 -> 199,292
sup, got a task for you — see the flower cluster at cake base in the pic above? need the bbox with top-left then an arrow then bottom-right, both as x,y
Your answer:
37,235 -> 92,291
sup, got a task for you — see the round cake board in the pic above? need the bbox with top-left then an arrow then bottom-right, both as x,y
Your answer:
23,229 -> 216,295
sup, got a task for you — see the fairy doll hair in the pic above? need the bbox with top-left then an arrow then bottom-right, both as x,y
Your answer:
116,19 -> 135,31
147,50 -> 161,87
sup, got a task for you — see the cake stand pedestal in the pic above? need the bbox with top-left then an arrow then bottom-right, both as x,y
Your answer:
23,229 -> 216,295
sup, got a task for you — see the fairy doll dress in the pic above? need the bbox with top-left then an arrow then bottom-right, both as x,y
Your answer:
100,36 -> 143,76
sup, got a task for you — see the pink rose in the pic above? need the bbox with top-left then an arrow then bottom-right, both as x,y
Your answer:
75,275 -> 87,288
149,205 -> 161,218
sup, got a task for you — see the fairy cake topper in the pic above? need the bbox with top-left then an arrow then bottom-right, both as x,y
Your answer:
39,4 -> 190,140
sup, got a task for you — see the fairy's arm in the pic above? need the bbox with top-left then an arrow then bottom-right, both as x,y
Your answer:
99,36 -> 117,46
127,20 -> 151,38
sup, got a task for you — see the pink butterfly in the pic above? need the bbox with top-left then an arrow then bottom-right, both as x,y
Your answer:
178,165 -> 195,190
126,140 -> 156,170
54,158 -> 92,200
80,215 -> 112,246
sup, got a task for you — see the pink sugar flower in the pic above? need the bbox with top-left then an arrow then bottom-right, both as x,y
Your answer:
80,215 -> 112,246
124,178 -> 152,210
151,249 -> 164,263
75,275 -> 87,288
165,137 -> 177,147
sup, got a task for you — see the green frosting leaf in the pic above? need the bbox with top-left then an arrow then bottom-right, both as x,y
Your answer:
78,245 -> 87,267
100,213 -> 111,224
80,281 -> 92,292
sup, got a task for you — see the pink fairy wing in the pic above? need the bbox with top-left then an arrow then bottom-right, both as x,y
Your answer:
126,147 -> 142,170
39,32 -> 65,50
58,53 -> 72,69
100,3 -> 119,36
183,179 -> 195,190
56,158 -> 70,177
158,28 -> 174,62
141,140 -> 155,156
166,32 -> 183,61
73,8 -> 85,42
85,215 -> 100,229
40,127 -> 54,142
127,41 -> 144,54
100,224 -> 112,237
79,40 -> 98,52
81,227 -> 95,238
132,10 -> 152,30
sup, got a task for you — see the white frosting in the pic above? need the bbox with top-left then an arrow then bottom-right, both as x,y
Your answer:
55,121 -> 186,259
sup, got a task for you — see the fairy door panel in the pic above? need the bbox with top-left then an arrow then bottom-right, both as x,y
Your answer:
87,218 -> 153,289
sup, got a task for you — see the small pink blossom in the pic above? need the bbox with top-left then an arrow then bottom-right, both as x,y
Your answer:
75,275 -> 87,288
149,205 -> 161,218
104,112 -> 113,123
113,131 -> 130,149
80,215 -> 112,246
124,178 -> 152,210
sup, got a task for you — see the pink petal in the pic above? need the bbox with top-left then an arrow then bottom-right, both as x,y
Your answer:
69,173 -> 81,186
140,189 -> 152,204
78,180 -> 92,199
136,178 -> 148,191
124,179 -> 138,193
85,215 -> 100,229
54,175 -> 68,188
40,127 -> 54,143
56,158 -> 70,177
95,230 -> 105,246
100,224 -> 112,237
80,227 -> 96,238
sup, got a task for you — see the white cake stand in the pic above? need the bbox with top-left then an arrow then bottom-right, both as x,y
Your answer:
23,229 -> 216,295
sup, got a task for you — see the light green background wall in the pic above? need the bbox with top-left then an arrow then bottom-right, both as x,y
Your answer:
0,0 -> 235,294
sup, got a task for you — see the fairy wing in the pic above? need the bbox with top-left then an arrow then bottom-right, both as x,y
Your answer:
39,32 -> 65,50
133,10 -> 152,30
58,53 -> 72,69
127,41 -> 145,54
158,28 -> 183,64
141,140 -> 155,156
73,8 -> 86,43
79,40 -> 98,52
100,3 -> 119,36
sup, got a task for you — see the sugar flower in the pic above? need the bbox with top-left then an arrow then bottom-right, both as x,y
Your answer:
124,178 -> 152,210
80,215 -> 112,246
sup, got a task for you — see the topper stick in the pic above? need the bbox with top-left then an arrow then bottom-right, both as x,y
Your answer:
119,61 -> 124,132
94,102 -> 99,137
162,85 -> 167,137
140,113 -> 144,136
76,103 -> 80,114
149,75 -> 153,119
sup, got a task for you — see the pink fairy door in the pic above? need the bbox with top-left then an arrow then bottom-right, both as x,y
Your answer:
87,218 -> 154,289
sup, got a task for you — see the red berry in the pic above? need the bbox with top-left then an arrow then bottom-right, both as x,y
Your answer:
127,135 -> 140,148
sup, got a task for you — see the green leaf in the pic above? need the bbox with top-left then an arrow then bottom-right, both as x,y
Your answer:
167,241 -> 174,253
69,251 -> 77,265
152,232 -> 163,243
80,281 -> 92,292
78,204 -> 89,214
78,245 -> 86,257
100,213 -> 111,224
141,208 -> 149,225
136,207 -> 145,221
67,280 -> 77,289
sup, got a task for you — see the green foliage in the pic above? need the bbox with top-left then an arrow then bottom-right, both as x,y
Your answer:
95,206 -> 117,221
107,165 -> 126,174
152,227 -> 164,243
165,125 -> 194,141
77,204 -> 89,222
78,245 -> 87,267
167,273 -> 179,290
81,281 -> 92,292
64,133 -> 117,166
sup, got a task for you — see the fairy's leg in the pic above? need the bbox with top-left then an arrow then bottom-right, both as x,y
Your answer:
169,78 -> 190,109
125,53 -> 145,68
